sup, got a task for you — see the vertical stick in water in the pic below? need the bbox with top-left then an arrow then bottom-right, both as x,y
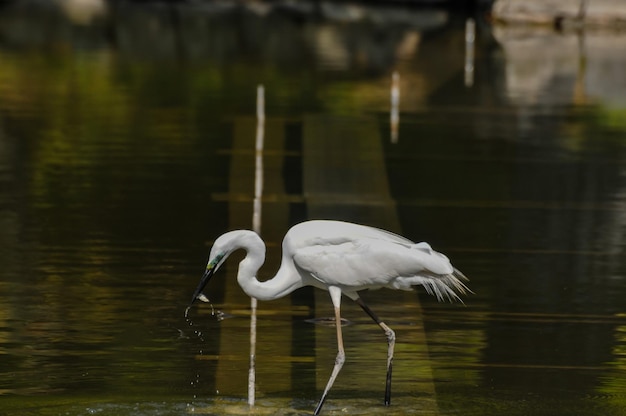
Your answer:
464,18 -> 475,88
577,0 -> 587,20
249,84 -> 265,408
390,71 -> 400,144
253,85 -> 265,235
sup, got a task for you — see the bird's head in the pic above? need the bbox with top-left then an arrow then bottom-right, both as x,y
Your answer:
189,230 -> 261,306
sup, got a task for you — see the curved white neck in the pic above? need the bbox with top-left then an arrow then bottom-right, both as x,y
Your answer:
235,233 -> 301,301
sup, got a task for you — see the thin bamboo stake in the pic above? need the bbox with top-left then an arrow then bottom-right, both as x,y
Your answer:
464,18 -> 475,88
248,84 -> 265,408
390,71 -> 400,144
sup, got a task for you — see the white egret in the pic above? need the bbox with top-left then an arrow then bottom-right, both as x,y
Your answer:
189,220 -> 469,415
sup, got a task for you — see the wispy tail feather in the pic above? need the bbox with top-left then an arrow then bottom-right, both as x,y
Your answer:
419,270 -> 472,303
453,267 -> 469,282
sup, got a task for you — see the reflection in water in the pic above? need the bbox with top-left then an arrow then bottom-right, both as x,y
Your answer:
0,2 -> 625,415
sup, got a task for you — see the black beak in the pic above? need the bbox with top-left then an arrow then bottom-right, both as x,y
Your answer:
189,266 -> 215,305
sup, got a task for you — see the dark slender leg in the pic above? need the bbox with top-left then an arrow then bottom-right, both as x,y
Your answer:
355,297 -> 396,406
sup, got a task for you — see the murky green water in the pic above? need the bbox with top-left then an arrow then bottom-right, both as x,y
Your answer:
1,2 -> 625,415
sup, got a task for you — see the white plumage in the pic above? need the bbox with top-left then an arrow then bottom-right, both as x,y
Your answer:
189,220 -> 470,415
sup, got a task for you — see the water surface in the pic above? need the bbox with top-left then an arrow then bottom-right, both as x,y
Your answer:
1,3 -> 625,415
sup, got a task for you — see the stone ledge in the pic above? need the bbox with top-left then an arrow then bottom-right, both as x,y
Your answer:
492,0 -> 626,28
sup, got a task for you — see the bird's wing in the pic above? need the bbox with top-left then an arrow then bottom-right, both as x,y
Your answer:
291,220 -> 415,249
293,238 -> 389,288
358,224 -> 415,246
292,236 -> 452,289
